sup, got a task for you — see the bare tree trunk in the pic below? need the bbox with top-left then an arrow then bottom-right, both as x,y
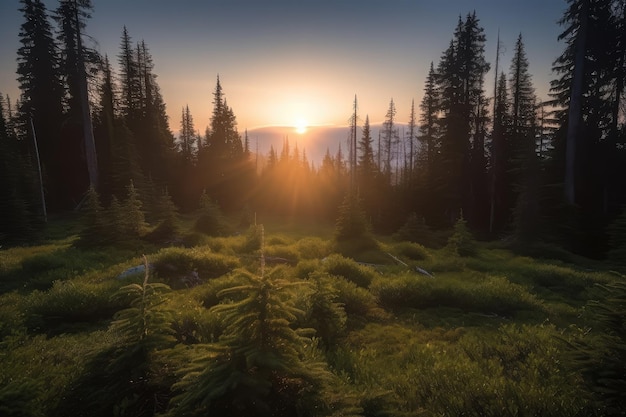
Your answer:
74,0 -> 98,188
489,30 -> 500,234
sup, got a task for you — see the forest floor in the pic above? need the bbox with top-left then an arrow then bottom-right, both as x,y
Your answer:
0,213 -> 622,416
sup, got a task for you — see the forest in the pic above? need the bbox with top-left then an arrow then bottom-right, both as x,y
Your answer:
1,0 -> 626,416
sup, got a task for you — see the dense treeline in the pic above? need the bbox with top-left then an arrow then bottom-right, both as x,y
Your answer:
1,0 -> 626,258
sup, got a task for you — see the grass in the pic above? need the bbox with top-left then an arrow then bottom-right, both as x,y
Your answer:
0,211 -> 621,416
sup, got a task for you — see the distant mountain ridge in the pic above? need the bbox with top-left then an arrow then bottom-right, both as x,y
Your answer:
247,123 -> 411,167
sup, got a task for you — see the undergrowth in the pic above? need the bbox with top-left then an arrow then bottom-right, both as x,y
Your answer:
0,213 -> 621,417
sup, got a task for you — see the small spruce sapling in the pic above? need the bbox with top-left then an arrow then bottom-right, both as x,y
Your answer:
123,180 -> 148,238
446,213 -> 476,256
78,185 -> 106,247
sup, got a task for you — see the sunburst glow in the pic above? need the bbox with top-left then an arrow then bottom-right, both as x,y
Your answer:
295,118 -> 308,134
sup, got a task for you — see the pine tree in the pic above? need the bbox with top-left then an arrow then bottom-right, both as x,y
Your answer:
179,105 -> 196,165
16,0 -> 65,210
435,13 -> 490,226
418,62 -> 442,224
509,34 -> 541,243
489,72 -> 513,233
0,93 -> 37,244
54,0 -> 93,112
118,26 -> 141,121
381,98 -> 398,180
406,99 -> 417,183
199,76 -> 244,210
93,56 -> 142,202
53,0 -> 98,197
549,0 -> 619,255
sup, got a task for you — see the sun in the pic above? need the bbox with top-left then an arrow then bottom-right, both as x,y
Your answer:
294,118 -> 308,134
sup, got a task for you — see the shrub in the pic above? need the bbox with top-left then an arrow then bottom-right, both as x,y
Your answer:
152,247 -> 239,283
333,276 -> 379,322
393,212 -> 432,245
322,254 -> 378,288
372,273 -> 542,317
264,244 -> 299,263
182,231 -> 210,247
393,241 -> 430,261
294,237 -> 332,259
294,259 -> 320,279
24,280 -> 124,332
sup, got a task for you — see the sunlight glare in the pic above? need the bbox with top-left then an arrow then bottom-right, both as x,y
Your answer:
295,118 -> 308,134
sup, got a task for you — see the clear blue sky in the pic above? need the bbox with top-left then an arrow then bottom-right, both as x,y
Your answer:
0,0 -> 567,133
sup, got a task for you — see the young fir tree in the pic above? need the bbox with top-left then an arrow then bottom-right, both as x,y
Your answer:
123,179 -> 147,238
168,229 -> 350,416
104,195 -> 126,242
566,280 -> 626,415
195,189 -> 229,236
77,185 -> 106,247
446,212 -> 477,257
148,187 -> 180,242
334,192 -> 376,252
52,257 -> 175,417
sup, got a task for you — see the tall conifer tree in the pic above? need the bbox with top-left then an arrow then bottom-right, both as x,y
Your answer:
16,0 -> 65,210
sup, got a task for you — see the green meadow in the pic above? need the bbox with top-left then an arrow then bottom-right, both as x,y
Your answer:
0,212 -> 624,417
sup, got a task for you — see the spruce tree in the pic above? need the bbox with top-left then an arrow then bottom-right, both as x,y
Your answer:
53,0 -> 97,201
0,93 -> 37,244
489,72 -> 513,233
16,0 -> 65,210
357,115 -> 379,219
549,0 -> 619,255
168,262 -> 338,416
435,13 -> 490,226
123,180 -> 147,238
381,98 -> 398,180
419,62 -> 442,224
509,34 -> 541,244
77,185 -> 105,247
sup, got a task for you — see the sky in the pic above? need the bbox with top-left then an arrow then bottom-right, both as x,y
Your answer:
0,0 -> 567,137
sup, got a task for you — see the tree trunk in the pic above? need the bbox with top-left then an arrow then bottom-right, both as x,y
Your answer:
565,0 -> 588,205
